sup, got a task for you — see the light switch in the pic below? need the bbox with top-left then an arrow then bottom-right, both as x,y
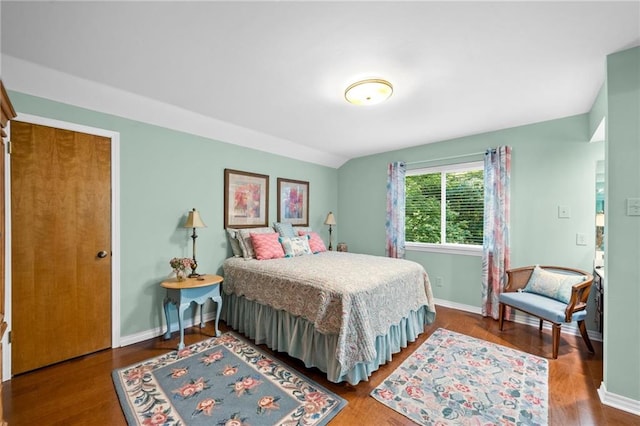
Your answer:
627,198 -> 640,216
558,205 -> 571,218
576,233 -> 587,246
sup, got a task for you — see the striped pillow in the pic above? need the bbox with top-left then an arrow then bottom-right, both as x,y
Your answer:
250,232 -> 285,260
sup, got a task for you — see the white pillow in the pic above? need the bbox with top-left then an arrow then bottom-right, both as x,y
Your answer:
279,235 -> 312,257
225,228 -> 243,257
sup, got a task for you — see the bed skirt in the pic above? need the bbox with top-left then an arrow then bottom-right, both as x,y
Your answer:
220,292 -> 434,385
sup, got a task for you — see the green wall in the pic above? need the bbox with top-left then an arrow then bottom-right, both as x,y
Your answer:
8,91 -> 338,337
604,46 -> 640,401
338,114 -> 604,324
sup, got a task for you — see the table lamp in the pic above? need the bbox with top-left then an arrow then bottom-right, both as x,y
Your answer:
183,208 -> 207,277
324,211 -> 336,251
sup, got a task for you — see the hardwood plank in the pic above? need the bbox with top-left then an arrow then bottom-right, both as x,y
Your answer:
4,306 -> 639,425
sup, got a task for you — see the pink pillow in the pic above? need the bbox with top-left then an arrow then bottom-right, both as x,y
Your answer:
250,232 -> 285,260
298,231 -> 327,253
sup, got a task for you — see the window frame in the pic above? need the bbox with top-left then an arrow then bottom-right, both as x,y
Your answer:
405,161 -> 484,257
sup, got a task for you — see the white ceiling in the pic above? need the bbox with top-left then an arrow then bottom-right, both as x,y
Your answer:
1,1 -> 639,168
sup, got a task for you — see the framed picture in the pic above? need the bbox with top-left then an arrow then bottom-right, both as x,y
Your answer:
224,169 -> 269,228
277,178 -> 309,226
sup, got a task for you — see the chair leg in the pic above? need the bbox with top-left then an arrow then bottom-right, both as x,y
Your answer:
498,303 -> 505,330
539,319 -> 543,331
578,320 -> 595,353
552,324 -> 561,359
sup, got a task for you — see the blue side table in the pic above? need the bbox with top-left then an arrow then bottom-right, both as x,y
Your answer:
161,274 -> 223,349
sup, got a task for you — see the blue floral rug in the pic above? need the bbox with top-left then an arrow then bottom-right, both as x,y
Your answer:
371,328 -> 548,425
112,332 -> 346,425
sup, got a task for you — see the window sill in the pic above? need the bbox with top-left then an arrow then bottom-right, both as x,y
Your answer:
405,242 -> 482,257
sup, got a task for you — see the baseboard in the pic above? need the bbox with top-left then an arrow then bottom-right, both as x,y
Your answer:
433,298 -> 603,342
598,383 -> 640,417
121,299 -> 602,347
119,311 -> 219,347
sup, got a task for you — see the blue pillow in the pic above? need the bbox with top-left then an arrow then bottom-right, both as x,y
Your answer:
274,222 -> 296,239
523,265 -> 586,303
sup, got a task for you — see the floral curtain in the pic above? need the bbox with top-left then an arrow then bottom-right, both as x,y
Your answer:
386,161 -> 406,258
482,146 -> 512,319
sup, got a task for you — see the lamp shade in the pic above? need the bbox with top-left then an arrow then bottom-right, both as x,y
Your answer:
183,208 -> 207,228
324,212 -> 336,226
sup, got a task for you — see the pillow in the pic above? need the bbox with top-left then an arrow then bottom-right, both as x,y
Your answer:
298,231 -> 327,253
293,226 -> 313,234
523,265 -> 587,303
237,227 -> 275,259
274,222 -> 296,239
225,228 -> 243,257
250,232 -> 285,260
279,235 -> 313,257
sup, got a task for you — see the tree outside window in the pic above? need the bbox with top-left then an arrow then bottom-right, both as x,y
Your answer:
406,163 -> 484,247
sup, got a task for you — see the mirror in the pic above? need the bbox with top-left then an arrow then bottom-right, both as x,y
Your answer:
595,160 -> 605,253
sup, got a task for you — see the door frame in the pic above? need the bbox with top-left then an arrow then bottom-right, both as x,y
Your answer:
3,113 -> 121,381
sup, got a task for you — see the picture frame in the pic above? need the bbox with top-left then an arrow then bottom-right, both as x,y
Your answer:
277,178 -> 309,226
224,169 -> 269,228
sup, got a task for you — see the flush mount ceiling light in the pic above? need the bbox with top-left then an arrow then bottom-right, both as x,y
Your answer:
344,78 -> 393,106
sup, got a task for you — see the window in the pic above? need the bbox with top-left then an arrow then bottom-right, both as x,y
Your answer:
405,161 -> 484,255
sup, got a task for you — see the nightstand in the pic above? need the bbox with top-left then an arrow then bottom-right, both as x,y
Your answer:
161,274 -> 223,349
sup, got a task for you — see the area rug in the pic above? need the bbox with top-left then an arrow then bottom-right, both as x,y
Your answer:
113,332 -> 347,425
371,328 -> 548,425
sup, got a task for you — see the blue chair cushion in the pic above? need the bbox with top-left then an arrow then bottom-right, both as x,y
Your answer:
499,291 -> 587,323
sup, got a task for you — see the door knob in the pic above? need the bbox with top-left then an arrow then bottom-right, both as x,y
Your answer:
97,251 -> 108,258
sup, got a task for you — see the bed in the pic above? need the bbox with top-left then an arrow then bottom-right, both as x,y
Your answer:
220,250 -> 436,385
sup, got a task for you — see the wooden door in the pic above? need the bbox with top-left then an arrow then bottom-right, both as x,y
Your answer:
10,121 -> 111,375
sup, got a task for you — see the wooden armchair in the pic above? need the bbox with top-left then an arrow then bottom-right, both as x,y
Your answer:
498,265 -> 595,359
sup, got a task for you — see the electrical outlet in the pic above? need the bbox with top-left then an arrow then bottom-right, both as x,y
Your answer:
576,233 -> 587,246
435,277 -> 443,287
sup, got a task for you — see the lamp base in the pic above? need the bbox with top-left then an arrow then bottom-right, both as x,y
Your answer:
188,273 -> 201,278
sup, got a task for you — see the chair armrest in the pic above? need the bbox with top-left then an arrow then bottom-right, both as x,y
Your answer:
565,275 -> 593,322
504,266 -> 535,292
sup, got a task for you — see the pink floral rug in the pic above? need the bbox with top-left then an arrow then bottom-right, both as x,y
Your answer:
371,328 -> 548,425
113,332 -> 346,425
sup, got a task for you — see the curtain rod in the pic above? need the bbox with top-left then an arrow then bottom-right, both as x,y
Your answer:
405,150 -> 487,166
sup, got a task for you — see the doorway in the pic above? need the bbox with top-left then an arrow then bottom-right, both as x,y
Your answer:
5,114 -> 120,376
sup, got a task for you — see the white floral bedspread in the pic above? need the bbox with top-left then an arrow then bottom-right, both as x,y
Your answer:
222,251 -> 436,372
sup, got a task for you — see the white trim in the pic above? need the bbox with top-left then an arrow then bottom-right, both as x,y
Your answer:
3,114 -> 121,381
407,242 -> 482,256
119,311 -> 219,347
598,383 -> 640,417
433,298 -> 482,314
433,298 -> 603,342
2,54 -> 346,169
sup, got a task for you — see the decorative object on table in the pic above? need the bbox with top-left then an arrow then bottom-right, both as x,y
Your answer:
277,177 -> 309,226
224,168 -> 269,228
371,328 -> 548,425
169,257 -> 194,281
324,211 -> 336,251
112,332 -> 347,426
183,208 -> 207,277
337,242 -> 347,252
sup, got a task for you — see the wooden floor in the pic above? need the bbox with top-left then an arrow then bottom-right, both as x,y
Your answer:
3,305 -> 639,425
